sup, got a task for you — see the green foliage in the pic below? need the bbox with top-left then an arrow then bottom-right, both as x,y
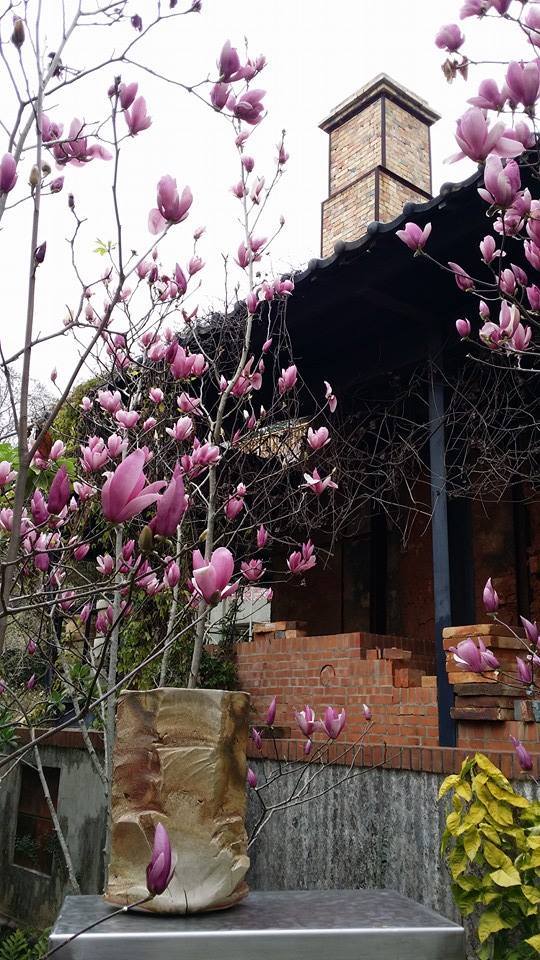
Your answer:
117,594 -> 237,691
0,443 -> 18,468
52,377 -> 100,453
0,928 -> 49,960
439,753 -> 540,959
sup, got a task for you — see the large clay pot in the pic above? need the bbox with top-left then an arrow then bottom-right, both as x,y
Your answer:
104,687 -> 251,913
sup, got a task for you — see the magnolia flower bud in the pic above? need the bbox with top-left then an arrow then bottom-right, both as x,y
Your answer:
138,524 -> 154,554
42,162 -> 51,176
29,166 -> 40,188
34,242 -> 47,264
11,16 -> 25,48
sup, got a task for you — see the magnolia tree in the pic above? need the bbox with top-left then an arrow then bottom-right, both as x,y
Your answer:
0,0 -> 374,894
395,0 -> 540,774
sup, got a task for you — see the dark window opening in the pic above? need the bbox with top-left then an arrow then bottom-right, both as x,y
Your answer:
13,763 -> 60,875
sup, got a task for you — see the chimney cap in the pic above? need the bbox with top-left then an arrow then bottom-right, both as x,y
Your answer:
319,73 -> 440,133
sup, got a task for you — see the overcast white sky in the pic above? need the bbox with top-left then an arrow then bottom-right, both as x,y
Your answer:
0,0 -> 528,386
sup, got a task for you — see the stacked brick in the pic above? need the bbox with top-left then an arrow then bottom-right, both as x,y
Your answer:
444,623 -> 540,753
237,623 -> 439,747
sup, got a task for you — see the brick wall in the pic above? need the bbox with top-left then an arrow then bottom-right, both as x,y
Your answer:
384,99 -> 431,193
236,622 -> 540,768
378,170 -> 427,224
321,172 -> 377,257
329,101 -> 381,195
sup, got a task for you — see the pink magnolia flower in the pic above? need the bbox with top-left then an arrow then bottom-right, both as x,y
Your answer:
324,381 -> 337,413
505,60 -> 540,108
0,153 -> 17,193
26,674 -> 37,690
266,696 -> 277,725
149,177 -> 193,234
478,156 -> 521,208
31,490 -> 48,525
516,657 -> 533,685
165,416 -> 194,442
124,96 -> 152,135
192,547 -> 238,604
510,736 -> 533,772
241,559 -> 265,582
251,728 -> 263,750
257,525 -> 268,549
320,706 -> 346,739
520,616 -> 539,649
396,221 -> 432,252
151,465 -> 189,537
107,434 -> 127,458
302,468 -> 338,496
96,553 -> 114,576
247,768 -> 258,788
456,318 -> 471,338
188,256 -> 204,276
232,89 -> 266,125
73,543 -> 90,562
119,81 -> 138,109
363,703 -> 372,721
468,78 -> 507,112
450,108 -> 524,163
52,117 -> 112,166
164,560 -> 181,590
435,23 -> 464,52
225,495 -> 245,521
483,577 -> 499,613
448,262 -> 474,291
177,392 -> 202,415
47,465 -> 70,515
449,636 -> 499,672
307,426 -> 330,450
50,440 -> 65,461
146,823 -> 176,897
287,541 -> 316,575
97,389 -> 122,414
278,364 -> 297,395
295,705 -> 316,737
0,461 -> 17,486
115,409 -> 140,430
101,449 -> 165,524
80,396 -> 92,412
511,325 -> 532,352
250,176 -> 265,204
218,39 -> 241,81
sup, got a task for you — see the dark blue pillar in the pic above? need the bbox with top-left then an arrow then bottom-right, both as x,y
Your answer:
428,369 -> 456,747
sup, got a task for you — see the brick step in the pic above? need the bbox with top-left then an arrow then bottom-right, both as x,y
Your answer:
443,623 -> 514,640
443,633 -> 526,652
455,695 -> 515,709
454,682 -> 520,696
451,705 -> 514,722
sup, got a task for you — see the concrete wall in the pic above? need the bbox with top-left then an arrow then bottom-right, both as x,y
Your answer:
0,739 -> 106,927
246,759 -> 539,951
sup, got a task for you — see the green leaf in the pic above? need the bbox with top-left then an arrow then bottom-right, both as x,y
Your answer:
486,798 -> 514,828
525,935 -> 540,953
478,910 -> 511,943
467,801 -> 488,825
483,840 -> 513,871
487,780 -> 529,808
438,774 -> 460,799
480,824 -> 501,845
490,866 -> 522,887
446,810 -> 461,835
456,780 -> 472,802
475,753 -> 511,787
448,846 -> 468,879
463,828 -> 481,861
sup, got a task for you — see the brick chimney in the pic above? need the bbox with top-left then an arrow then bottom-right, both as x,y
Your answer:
320,74 -> 440,257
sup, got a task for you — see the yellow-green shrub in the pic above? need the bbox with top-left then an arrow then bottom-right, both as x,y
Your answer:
439,752 -> 540,959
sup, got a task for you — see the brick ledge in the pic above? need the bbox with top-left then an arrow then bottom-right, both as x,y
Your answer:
247,738 -> 534,780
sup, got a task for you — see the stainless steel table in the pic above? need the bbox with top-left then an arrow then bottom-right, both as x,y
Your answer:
49,891 -> 465,959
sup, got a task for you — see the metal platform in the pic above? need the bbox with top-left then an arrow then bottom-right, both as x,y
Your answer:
49,891 -> 464,959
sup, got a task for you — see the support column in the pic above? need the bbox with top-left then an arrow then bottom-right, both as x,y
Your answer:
428,366 -> 456,747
